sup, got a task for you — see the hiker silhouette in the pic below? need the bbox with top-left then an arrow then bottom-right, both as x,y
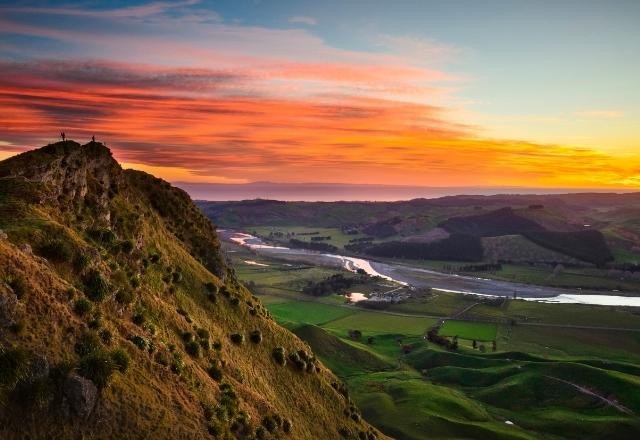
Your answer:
61,132 -> 66,141
92,135 -> 95,142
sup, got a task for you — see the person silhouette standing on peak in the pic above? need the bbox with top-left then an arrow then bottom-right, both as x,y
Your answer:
92,135 -> 95,143
61,132 -> 66,141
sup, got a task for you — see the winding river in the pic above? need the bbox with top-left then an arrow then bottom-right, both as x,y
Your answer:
220,230 -> 640,307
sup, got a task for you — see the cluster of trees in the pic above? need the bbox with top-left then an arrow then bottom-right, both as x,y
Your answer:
439,207 -> 544,236
302,273 -> 361,296
310,235 -> 332,241
456,263 -> 503,272
289,238 -> 338,253
362,234 -> 483,262
523,230 -> 613,266
362,218 -> 400,238
426,329 -> 458,350
348,236 -> 374,244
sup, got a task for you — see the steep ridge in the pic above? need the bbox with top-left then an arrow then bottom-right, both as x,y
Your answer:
0,141 -> 384,440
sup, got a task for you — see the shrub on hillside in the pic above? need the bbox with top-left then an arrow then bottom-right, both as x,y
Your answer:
87,228 -> 115,244
99,329 -> 113,345
73,298 -> 92,316
115,289 -> 135,304
83,269 -> 110,302
129,335 -> 147,351
119,239 -> 135,254
74,332 -> 102,356
249,330 -> 262,344
110,348 -> 130,373
230,333 -> 244,345
0,346 -> 30,388
36,238 -> 73,262
207,364 -> 223,382
171,352 -> 184,374
185,341 -> 200,357
132,312 -> 146,326
272,347 -> 286,366
73,251 -> 90,270
78,350 -> 115,389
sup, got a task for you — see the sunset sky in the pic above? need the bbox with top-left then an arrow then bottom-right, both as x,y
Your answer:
1,0 -> 639,188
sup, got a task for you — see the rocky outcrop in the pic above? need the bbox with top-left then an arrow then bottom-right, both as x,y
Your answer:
0,141 -> 121,224
63,374 -> 98,419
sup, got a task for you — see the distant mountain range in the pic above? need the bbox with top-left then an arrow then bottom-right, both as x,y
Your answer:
176,181 -> 638,202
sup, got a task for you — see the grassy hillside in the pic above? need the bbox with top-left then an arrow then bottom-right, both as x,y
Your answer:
0,141 -> 384,440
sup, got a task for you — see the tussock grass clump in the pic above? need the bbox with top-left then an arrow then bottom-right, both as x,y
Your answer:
129,335 -> 147,351
74,332 -> 102,356
185,341 -> 200,357
119,239 -> 135,254
249,330 -> 262,344
0,346 -> 30,388
36,238 -> 74,262
207,364 -> 223,382
99,329 -> 113,345
288,352 -> 306,371
205,282 -> 218,294
132,311 -> 146,326
83,269 -> 109,302
115,288 -> 134,304
73,251 -> 90,270
110,349 -> 130,373
87,228 -> 115,244
73,298 -> 92,316
78,350 -> 115,389
170,352 -> 184,374
272,347 -> 286,366
230,333 -> 244,345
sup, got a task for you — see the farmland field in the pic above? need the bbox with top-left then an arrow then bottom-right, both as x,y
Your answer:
440,320 -> 498,341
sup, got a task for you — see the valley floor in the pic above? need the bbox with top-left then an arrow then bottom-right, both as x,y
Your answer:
221,237 -> 640,440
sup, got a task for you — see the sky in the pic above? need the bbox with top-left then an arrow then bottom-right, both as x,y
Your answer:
0,0 -> 639,189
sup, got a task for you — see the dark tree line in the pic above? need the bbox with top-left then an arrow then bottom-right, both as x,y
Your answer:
302,273 -> 362,296
523,230 -> 613,266
361,234 -> 483,262
289,238 -> 338,253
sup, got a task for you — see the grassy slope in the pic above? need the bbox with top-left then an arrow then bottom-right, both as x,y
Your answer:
0,142 -> 384,440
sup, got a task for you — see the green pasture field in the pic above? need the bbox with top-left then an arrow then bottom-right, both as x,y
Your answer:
267,300 -> 355,327
323,311 -> 436,336
440,320 -> 498,341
